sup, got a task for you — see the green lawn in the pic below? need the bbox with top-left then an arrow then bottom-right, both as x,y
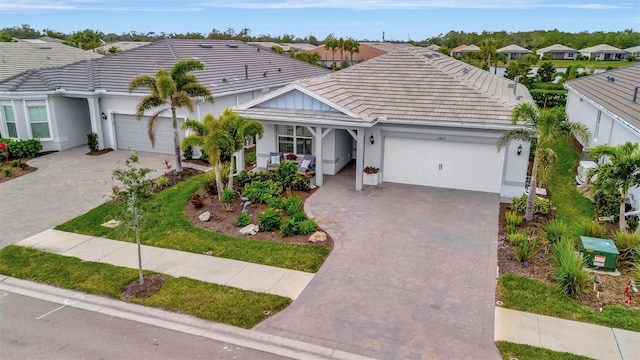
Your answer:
498,274 -> 640,332
55,174 -> 330,273
0,246 -> 291,328
496,341 -> 592,360
547,137 -> 594,225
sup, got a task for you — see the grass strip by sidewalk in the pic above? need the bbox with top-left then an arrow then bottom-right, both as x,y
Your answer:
498,274 -> 640,332
496,341 -> 592,360
0,246 -> 290,328
55,174 -> 330,273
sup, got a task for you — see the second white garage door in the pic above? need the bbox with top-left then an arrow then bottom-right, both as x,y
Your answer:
114,114 -> 184,155
383,137 -> 504,193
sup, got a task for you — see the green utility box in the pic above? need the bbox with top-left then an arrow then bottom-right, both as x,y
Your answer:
579,236 -> 619,271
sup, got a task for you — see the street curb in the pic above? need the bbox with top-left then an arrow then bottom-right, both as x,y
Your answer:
0,276 -> 374,360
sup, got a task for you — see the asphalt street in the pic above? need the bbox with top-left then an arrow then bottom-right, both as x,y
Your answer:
0,291 -> 291,360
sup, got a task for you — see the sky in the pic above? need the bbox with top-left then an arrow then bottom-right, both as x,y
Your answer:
1,0 -> 639,41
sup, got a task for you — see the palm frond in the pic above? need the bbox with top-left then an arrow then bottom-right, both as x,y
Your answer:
172,92 -> 195,112
135,96 -> 166,118
497,128 -> 536,150
182,119 -> 207,136
171,59 -> 205,79
182,83 -> 214,102
511,103 -> 538,126
562,121 -> 592,148
156,74 -> 176,99
128,75 -> 156,93
535,147 -> 557,185
181,134 -> 204,150
146,109 -> 168,147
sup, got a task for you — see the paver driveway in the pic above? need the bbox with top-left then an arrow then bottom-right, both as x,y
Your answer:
0,147 -> 173,247
256,166 -> 501,359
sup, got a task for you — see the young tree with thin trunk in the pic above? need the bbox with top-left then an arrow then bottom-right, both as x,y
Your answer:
219,109 -> 264,190
498,104 -> 591,221
129,59 -> 213,172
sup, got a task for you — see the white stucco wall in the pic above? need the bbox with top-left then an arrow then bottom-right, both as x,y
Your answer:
52,96 -> 92,150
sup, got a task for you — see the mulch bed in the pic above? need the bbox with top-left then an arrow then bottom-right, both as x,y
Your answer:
497,203 -> 639,311
121,274 -> 166,299
86,148 -> 114,156
154,168 -> 204,193
185,187 -> 333,247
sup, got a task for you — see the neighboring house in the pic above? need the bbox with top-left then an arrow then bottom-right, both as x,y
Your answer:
536,44 -> 577,60
93,41 -> 150,54
424,44 -> 441,51
309,42 -> 404,68
579,44 -> 629,60
625,45 -> 640,59
248,42 -> 317,52
18,36 -> 65,44
564,64 -> 640,206
236,47 -> 533,197
497,44 -> 532,60
450,44 -> 480,58
0,39 -> 329,156
0,42 -> 102,80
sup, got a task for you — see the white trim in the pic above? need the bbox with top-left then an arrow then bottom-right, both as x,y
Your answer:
380,118 -> 521,131
565,84 -> 640,138
236,83 -> 360,118
23,100 -> 53,141
238,113 -> 376,128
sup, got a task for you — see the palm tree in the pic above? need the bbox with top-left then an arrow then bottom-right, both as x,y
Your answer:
337,37 -> 346,65
181,114 -> 233,200
324,39 -> 337,68
344,38 -> 360,66
128,59 -> 213,172
588,142 -> 640,232
498,104 -> 591,221
479,38 -> 497,71
219,109 -> 264,189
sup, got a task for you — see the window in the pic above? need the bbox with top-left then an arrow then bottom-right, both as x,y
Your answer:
567,52 -> 574,58
27,106 -> 50,139
277,125 -> 313,155
2,105 -> 17,138
594,111 -> 601,141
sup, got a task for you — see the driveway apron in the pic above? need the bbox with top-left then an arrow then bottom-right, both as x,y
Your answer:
0,147 -> 171,247
255,168 -> 501,359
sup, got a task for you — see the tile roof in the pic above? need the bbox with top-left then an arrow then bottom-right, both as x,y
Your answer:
244,47 -> 533,126
565,64 -> 640,130
308,43 -> 399,62
0,42 -> 102,80
625,45 -> 640,54
0,39 -> 330,95
497,44 -> 532,53
93,41 -> 150,53
536,44 -> 577,53
247,42 -> 316,51
579,44 -> 628,54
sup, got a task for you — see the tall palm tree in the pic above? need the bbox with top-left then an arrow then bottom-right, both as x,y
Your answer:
181,114 -> 233,200
128,59 -> 213,172
498,104 -> 591,221
219,108 -> 264,189
344,38 -> 360,66
479,38 -> 497,71
324,39 -> 337,68
337,37 -> 346,65
588,142 -> 640,232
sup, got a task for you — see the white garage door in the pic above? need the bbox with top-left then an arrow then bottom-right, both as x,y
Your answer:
383,137 -> 504,193
114,114 -> 183,154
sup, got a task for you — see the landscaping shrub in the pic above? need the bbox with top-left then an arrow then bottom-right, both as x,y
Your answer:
592,188 -> 619,222
204,165 -> 230,195
235,170 -> 255,188
545,219 -> 569,245
1,138 -> 43,159
505,211 -> 523,235
245,152 -> 256,167
507,231 -> 528,246
190,193 -> 204,209
552,238 -> 589,298
258,208 -> 283,232
274,160 -> 299,195
280,218 -> 298,237
87,132 -> 99,152
10,159 -> 20,167
252,171 -> 275,183
290,212 -> 307,222
611,231 -> 640,268
182,146 -> 193,160
514,235 -> 539,263
154,175 -> 169,191
243,180 -> 282,204
265,196 -> 284,209
297,219 -> 318,235
529,89 -> 567,109
221,189 -> 236,211
510,194 -> 551,215
628,216 -> 639,233
1,167 -> 12,178
576,221 -> 608,239
199,151 -> 209,163
234,212 -> 251,227
284,196 -> 304,216
291,175 -> 311,192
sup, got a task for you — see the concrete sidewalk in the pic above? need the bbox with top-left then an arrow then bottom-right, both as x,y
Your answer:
495,306 -> 640,359
16,229 -> 314,300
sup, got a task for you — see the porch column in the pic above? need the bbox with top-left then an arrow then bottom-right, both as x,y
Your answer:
86,97 -> 104,149
355,129 -> 364,191
314,126 -> 324,186
235,150 -> 244,175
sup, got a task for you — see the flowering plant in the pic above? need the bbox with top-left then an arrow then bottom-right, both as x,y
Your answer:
163,160 -> 172,171
286,153 -> 297,161
363,166 -> 379,174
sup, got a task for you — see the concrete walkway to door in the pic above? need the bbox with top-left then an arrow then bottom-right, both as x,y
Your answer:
0,147 -> 183,248
255,165 -> 501,359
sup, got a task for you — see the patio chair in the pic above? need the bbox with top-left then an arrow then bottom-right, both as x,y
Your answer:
297,154 -> 316,175
267,152 -> 284,171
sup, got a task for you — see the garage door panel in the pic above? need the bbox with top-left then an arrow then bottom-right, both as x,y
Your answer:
383,137 -> 503,193
114,114 -> 183,155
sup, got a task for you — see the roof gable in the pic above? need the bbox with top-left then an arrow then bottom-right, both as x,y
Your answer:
537,44 -> 577,53
497,44 -> 532,53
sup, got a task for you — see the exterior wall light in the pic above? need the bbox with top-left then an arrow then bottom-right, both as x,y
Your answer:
370,135 -> 375,145
517,144 -> 523,156
101,112 -> 107,120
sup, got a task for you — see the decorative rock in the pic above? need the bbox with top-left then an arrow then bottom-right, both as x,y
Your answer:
308,231 -> 327,243
199,211 -> 211,222
239,224 -> 259,236
101,219 -> 121,228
